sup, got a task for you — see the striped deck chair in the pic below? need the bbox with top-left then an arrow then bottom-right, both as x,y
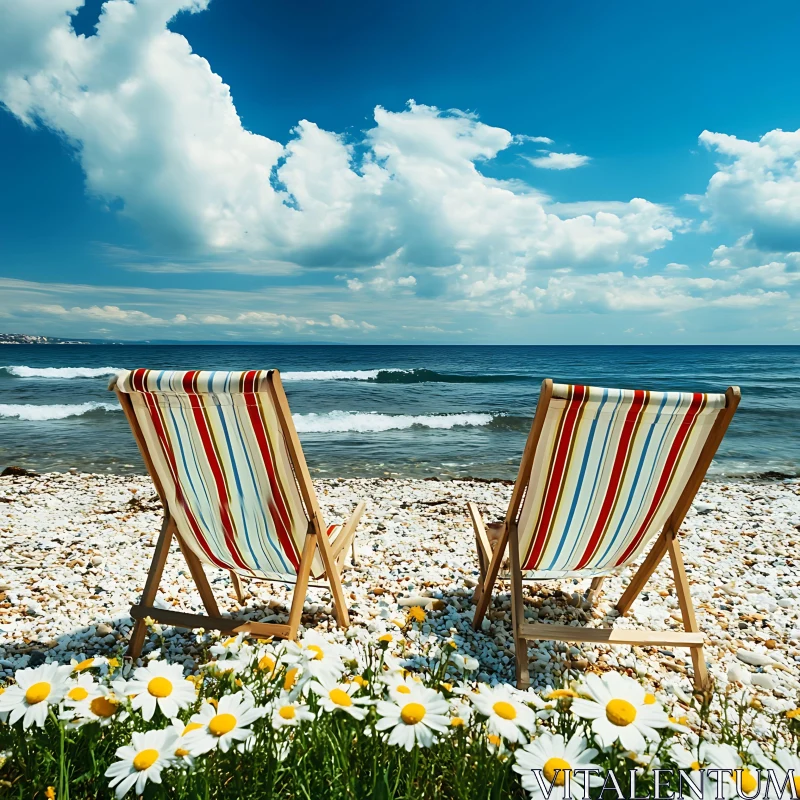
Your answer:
109,369 -> 365,659
469,379 -> 740,689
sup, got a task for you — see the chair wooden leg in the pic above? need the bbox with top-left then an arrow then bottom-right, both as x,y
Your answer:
586,576 -> 605,605
667,534 -> 709,690
127,514 -> 174,660
230,571 -> 246,605
469,502 -> 491,603
287,533 -> 317,639
616,530 -> 669,616
175,533 -> 221,617
508,524 -> 530,689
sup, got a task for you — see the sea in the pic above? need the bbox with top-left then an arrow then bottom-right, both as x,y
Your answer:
0,345 -> 798,480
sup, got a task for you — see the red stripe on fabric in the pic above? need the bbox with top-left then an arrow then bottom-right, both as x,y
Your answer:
326,524 -> 338,537
574,389 -> 648,570
523,385 -> 588,570
243,375 -> 300,571
181,371 -> 249,572
141,391 -> 229,570
613,393 -> 706,566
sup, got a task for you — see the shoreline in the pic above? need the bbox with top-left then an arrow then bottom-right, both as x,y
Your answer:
1,472 -> 799,707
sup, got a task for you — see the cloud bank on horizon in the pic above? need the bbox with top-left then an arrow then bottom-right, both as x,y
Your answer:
0,0 -> 798,341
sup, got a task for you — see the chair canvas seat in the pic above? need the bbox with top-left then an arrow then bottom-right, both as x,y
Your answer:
111,368 -> 365,657
469,378 -> 740,690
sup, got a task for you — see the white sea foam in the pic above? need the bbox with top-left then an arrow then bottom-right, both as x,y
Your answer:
0,402 -> 119,421
291,410 -> 493,433
1,365 -> 121,379
280,369 -> 389,381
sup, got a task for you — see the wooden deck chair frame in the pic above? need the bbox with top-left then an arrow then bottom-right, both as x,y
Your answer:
111,370 -> 365,659
469,378 -> 740,690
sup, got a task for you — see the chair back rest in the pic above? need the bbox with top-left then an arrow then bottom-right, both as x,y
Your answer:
115,369 -> 311,578
516,382 -> 730,575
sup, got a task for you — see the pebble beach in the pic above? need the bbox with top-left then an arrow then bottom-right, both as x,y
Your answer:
1,472 -> 799,710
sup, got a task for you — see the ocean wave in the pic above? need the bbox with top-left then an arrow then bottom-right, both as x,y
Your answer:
0,365 -> 121,379
0,402 -> 120,421
281,368 -> 529,384
281,369 -> 383,381
292,411 -> 494,433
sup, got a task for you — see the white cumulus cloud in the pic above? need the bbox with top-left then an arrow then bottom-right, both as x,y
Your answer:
527,152 -> 591,170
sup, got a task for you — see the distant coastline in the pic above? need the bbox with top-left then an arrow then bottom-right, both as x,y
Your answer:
0,332 -> 91,345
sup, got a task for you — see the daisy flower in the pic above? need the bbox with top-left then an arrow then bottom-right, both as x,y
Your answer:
751,744 -> 800,798
182,691 -> 265,755
60,672 -> 102,724
209,633 -> 249,659
123,660 -> 197,721
169,718 -> 205,768
376,684 -> 449,751
285,630 -> 349,683
253,642 -> 287,678
571,673 -> 668,752
700,743 -> 761,799
471,684 -> 537,744
70,655 -> 108,673
384,673 -> 424,703
0,663 -> 73,729
309,675 -> 372,720
105,728 -> 178,799
266,693 -> 315,730
513,732 -> 602,799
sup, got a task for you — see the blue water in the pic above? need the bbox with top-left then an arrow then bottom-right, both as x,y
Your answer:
0,345 -> 798,479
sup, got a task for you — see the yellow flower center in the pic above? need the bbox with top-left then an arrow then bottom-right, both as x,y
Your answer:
543,757 -> 572,787
279,705 -> 296,720
222,636 -> 237,648
378,634 -> 393,643
45,788 -> 56,800
147,677 -> 173,698
132,749 -> 159,771
643,693 -> 656,705
90,696 -> 118,717
606,698 -> 637,726
396,685 -> 411,694
407,607 -> 426,623
353,676 -> 368,687
441,682 -> 452,692
493,701 -> 517,721
67,687 -> 89,701
175,748 -> 190,758
209,713 -> 237,736
690,761 -> 702,772
488,734 -> 502,747
258,655 -> 275,673
786,708 -> 800,720
283,668 -> 299,691
25,682 -> 51,705
546,689 -> 577,699
793,777 -> 800,797
450,716 -> 464,727
307,645 -> 324,661
400,702 -> 426,725
732,770 -> 758,795
182,722 -> 203,735
73,658 -> 94,672
329,688 -> 353,707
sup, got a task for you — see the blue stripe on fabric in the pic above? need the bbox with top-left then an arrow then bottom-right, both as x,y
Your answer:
559,390 -> 624,568
229,408 -> 291,575
594,392 -> 669,567
545,388 -> 609,570
211,401 -> 262,570
598,393 -> 688,568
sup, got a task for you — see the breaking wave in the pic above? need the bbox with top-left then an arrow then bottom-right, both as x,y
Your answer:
281,368 -> 529,383
0,402 -> 120,421
291,411 -> 494,433
0,365 -> 121,379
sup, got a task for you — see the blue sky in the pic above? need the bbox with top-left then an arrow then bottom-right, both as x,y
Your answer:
1,0 -> 799,343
